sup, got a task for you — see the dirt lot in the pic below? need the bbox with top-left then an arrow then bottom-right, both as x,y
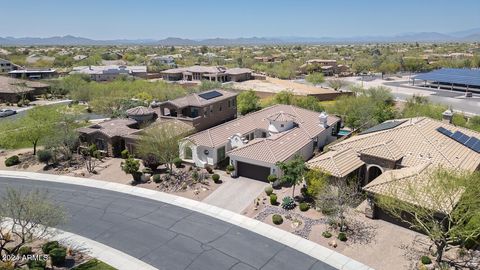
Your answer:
230,77 -> 338,96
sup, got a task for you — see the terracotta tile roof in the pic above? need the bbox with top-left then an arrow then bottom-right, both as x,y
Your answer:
329,117 -> 480,172
363,163 -> 464,214
126,106 -> 154,116
307,149 -> 365,178
77,119 -> 138,138
359,140 -> 404,161
186,104 -> 340,148
227,127 -> 312,163
266,111 -> 296,122
163,89 -> 237,108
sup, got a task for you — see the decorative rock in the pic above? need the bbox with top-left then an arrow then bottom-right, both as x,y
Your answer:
328,240 -> 337,248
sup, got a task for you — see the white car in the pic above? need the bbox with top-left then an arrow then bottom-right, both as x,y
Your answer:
0,109 -> 16,118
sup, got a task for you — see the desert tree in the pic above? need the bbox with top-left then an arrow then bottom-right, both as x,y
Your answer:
137,122 -> 192,173
376,167 -> 480,264
327,78 -> 346,91
276,155 -> 307,197
237,89 -> 260,115
316,176 -> 363,231
0,188 -> 66,265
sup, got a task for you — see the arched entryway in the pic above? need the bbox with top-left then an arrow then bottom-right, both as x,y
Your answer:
366,165 -> 383,183
184,147 -> 193,160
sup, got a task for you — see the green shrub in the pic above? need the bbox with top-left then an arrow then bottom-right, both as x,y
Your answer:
152,174 -> 162,183
322,231 -> 332,238
42,241 -> 60,254
205,165 -> 214,174
121,149 -> 129,159
4,155 -> 20,167
27,259 -> 46,269
272,214 -> 283,225
270,193 -> 278,205
173,157 -> 183,168
18,246 -> 32,256
226,164 -> 234,172
37,149 -> 53,165
420,255 -> 432,265
281,196 -> 296,210
267,174 -> 277,182
264,186 -> 274,196
49,247 -> 67,266
212,173 -> 221,183
337,232 -> 347,242
299,202 -> 310,212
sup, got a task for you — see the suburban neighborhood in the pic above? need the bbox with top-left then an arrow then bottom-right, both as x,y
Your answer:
0,1 -> 480,270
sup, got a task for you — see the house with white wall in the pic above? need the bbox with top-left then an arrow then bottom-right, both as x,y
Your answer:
179,104 -> 340,181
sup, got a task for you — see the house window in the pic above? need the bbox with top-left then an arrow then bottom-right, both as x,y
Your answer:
280,124 -> 284,128
95,138 -> 106,151
261,132 -> 267,138
249,133 -> 254,140
219,105 -> 222,111
217,146 -> 226,161
228,100 -> 231,108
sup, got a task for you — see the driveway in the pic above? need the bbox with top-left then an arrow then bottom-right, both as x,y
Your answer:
0,177 -> 336,270
202,173 -> 268,213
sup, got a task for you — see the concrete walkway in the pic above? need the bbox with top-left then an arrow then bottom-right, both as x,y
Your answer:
203,173 -> 268,213
0,171 -> 373,270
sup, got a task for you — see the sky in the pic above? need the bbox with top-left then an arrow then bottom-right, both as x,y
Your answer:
1,0 -> 479,39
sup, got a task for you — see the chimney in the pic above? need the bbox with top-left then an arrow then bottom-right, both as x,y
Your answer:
319,112 -> 329,128
442,107 -> 454,124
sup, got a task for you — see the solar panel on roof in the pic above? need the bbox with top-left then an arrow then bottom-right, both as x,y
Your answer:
359,120 -> 407,135
457,134 -> 471,144
436,127 -> 453,136
472,143 -> 480,153
465,137 -> 479,148
451,131 -> 464,140
198,90 -> 223,100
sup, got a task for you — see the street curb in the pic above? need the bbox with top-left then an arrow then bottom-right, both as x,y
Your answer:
0,170 -> 374,270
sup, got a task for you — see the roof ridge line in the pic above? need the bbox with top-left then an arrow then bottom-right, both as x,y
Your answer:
366,162 -> 431,189
412,121 -> 456,167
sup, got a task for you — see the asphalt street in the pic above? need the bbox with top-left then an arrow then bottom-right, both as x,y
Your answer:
0,177 -> 337,270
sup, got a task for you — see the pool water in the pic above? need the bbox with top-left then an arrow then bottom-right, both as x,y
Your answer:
338,129 -> 351,136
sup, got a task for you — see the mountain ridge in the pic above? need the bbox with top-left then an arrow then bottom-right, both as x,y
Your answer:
1,28 -> 479,46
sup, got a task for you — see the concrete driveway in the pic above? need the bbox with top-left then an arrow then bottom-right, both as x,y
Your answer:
202,173 -> 269,213
0,176 -> 337,270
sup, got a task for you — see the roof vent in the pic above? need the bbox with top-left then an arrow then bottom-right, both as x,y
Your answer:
319,112 -> 329,128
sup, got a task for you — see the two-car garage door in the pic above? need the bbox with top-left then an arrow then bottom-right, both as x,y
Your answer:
236,161 -> 270,182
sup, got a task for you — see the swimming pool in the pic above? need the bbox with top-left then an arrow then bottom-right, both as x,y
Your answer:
338,129 -> 351,136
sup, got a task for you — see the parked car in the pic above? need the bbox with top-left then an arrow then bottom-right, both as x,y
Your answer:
0,109 -> 17,117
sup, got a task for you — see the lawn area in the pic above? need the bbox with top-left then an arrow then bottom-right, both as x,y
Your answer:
72,259 -> 117,270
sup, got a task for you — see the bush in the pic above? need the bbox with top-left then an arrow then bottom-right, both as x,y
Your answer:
173,157 -> 183,168
18,246 -> 32,256
37,149 -> 53,165
267,174 -> 277,182
205,165 -> 214,174
272,179 -> 282,189
226,164 -> 234,172
4,155 -> 20,167
264,186 -> 274,196
49,247 -> 67,266
270,193 -> 278,205
121,149 -> 129,159
272,214 -> 283,225
322,231 -> 332,238
281,196 -> 296,210
152,174 -> 162,183
299,202 -> 310,212
27,259 -> 46,269
142,154 -> 160,170
212,173 -> 221,183
42,241 -> 60,254
420,256 -> 432,265
337,232 -> 347,242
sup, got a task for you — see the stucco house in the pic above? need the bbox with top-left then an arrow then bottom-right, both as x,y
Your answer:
153,89 -> 238,131
179,104 -> 341,181
161,65 -> 252,83
70,65 -> 147,81
307,112 -> 480,222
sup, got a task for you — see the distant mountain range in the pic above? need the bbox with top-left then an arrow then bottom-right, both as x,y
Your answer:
1,28 -> 479,46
